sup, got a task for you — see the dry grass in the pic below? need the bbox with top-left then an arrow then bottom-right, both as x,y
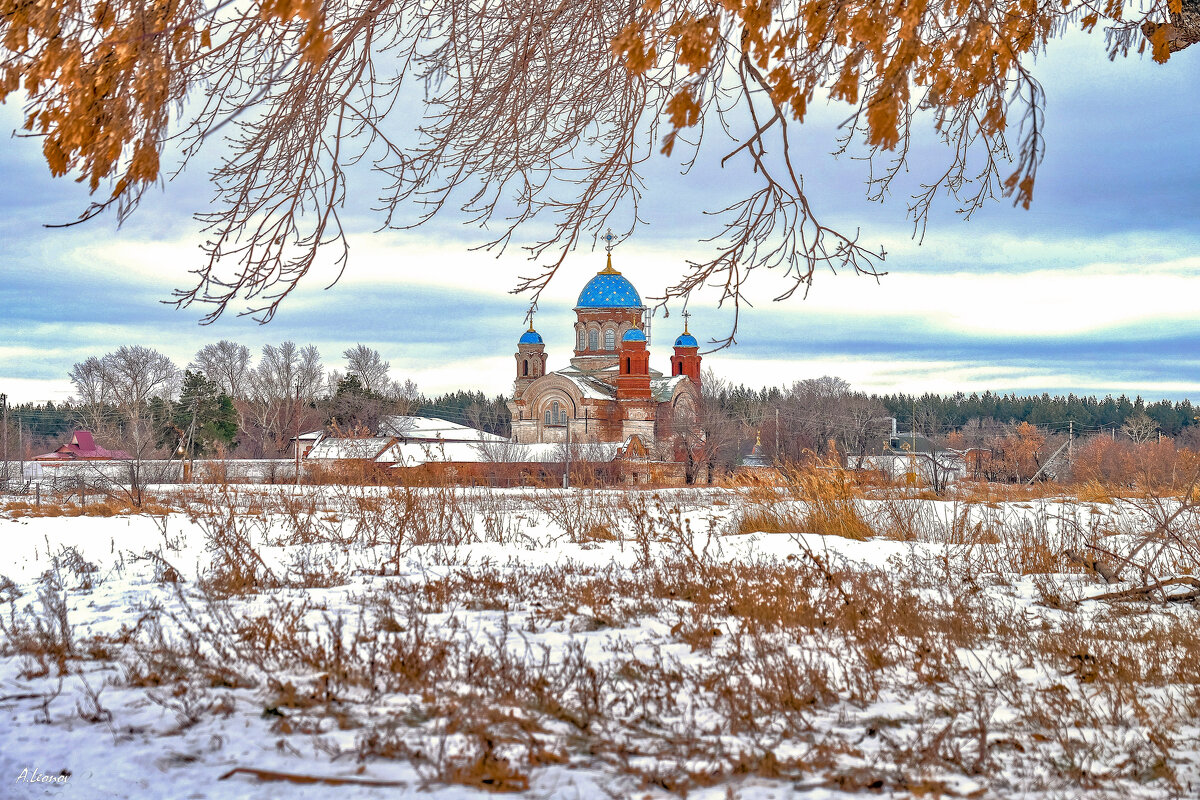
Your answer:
5,475 -> 1200,796
3,497 -> 177,518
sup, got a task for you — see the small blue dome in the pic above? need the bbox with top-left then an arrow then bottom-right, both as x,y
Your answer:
674,332 -> 698,348
519,329 -> 543,345
622,328 -> 647,343
577,268 -> 642,308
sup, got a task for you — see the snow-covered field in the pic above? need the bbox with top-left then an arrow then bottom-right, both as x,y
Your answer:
2,484 -> 1199,799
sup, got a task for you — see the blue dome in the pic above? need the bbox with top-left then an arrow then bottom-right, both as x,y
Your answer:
519,329 -> 543,344
622,328 -> 647,343
577,269 -> 643,308
674,332 -> 698,348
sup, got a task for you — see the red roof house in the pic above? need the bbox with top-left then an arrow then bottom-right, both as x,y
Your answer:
34,431 -> 131,461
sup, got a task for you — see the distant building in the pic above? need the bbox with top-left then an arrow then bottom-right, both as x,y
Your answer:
741,433 -> 772,468
33,431 -> 130,462
288,430 -> 327,460
507,250 -> 703,459
852,426 -> 965,488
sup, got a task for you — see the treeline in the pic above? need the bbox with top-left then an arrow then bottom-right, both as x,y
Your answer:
705,381 -> 1199,438
696,376 -> 1200,483
1,341 -> 511,460
877,392 -> 1197,437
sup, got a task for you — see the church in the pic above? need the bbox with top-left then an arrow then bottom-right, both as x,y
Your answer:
507,249 -> 704,459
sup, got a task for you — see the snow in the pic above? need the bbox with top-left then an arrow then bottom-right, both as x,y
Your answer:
2,487 -> 1198,798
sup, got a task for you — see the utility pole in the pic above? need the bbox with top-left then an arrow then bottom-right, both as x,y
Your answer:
1,392 -> 7,487
562,419 -> 571,489
182,392 -> 199,483
774,408 -> 780,464
294,381 -> 302,487
1068,421 -> 1073,468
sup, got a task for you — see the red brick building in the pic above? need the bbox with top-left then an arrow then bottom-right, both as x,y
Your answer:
508,253 -> 703,457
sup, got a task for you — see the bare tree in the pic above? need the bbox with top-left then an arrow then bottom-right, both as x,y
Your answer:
683,370 -> 747,484
189,340 -> 252,398
392,379 -> 421,414
244,342 -> 325,455
9,1 -> 1191,334
69,346 -> 179,505
1123,412 -> 1160,444
68,356 -> 115,433
343,344 -> 391,395
98,346 -> 180,410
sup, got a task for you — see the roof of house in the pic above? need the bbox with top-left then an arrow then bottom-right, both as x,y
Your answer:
305,437 -> 395,461
377,416 -> 508,443
33,430 -> 130,461
886,433 -> 938,454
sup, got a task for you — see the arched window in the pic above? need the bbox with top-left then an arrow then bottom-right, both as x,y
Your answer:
625,356 -> 632,373
604,329 -> 615,350
588,329 -> 599,350
545,400 -> 568,426
577,328 -> 586,351
522,359 -> 528,376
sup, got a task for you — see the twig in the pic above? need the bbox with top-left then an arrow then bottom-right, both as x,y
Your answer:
218,767 -> 409,787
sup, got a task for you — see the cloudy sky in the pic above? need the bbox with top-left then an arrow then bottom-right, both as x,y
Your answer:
2,30 -> 1198,404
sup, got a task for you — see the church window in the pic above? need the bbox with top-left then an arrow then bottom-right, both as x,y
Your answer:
604,329 -> 615,350
544,400 -> 568,426
588,329 -> 599,350
577,328 -> 586,350
522,360 -> 528,376
625,356 -> 631,373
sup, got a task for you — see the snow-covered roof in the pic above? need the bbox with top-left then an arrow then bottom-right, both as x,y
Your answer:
289,430 -> 326,442
556,371 -> 616,400
650,375 -> 689,402
378,416 -> 507,442
549,367 -> 685,403
377,440 -> 622,466
306,437 -> 395,461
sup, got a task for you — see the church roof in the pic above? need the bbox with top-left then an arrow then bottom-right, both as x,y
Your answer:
576,260 -> 643,308
651,375 -> 689,402
674,332 -> 698,347
518,329 -> 543,344
622,328 -> 647,342
547,369 -> 688,403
